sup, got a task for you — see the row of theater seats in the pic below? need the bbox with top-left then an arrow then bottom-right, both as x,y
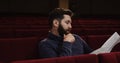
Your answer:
0,36 -> 120,63
0,16 -> 120,63
10,52 -> 120,63
0,16 -> 120,38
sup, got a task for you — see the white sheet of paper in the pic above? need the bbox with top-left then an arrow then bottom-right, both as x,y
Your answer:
91,32 -> 120,54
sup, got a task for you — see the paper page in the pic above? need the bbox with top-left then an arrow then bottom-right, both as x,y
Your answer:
91,32 -> 120,54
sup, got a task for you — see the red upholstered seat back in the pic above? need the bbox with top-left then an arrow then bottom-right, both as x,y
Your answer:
10,54 -> 98,63
98,52 -> 118,63
0,37 -> 38,63
116,52 -> 120,63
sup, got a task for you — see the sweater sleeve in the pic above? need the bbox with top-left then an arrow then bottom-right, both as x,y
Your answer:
82,40 -> 93,53
58,41 -> 72,56
38,41 -> 57,58
38,41 -> 72,58
79,37 -> 93,53
74,34 -> 93,54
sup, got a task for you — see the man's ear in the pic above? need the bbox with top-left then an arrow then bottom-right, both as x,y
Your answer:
53,19 -> 59,27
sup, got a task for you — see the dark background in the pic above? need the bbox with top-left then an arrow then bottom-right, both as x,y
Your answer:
0,0 -> 120,18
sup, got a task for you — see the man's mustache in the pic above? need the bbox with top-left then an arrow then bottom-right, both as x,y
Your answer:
67,28 -> 72,32
66,28 -> 72,34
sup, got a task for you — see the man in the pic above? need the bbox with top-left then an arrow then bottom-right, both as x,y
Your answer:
38,8 -> 93,58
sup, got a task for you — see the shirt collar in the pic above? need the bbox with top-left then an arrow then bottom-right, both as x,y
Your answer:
48,32 -> 63,42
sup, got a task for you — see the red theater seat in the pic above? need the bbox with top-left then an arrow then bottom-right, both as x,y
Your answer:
112,43 -> 120,52
0,62 -> 3,63
116,52 -> 120,63
86,35 -> 110,50
98,52 -> 118,63
10,54 -> 98,63
11,58 -> 57,63
0,37 -> 38,63
74,54 -> 98,63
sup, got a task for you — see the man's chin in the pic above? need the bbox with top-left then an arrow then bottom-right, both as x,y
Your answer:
65,31 -> 70,34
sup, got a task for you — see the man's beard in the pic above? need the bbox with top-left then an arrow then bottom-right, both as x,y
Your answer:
58,24 -> 71,37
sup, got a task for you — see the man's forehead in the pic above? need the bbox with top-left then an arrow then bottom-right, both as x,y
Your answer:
63,14 -> 71,18
63,15 -> 72,21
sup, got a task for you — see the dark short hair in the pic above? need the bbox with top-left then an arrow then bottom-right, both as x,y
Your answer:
48,8 -> 73,29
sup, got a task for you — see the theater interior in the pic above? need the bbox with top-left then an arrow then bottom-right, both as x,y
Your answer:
0,0 -> 120,63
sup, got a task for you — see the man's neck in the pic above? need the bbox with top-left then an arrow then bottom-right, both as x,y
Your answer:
50,29 -> 59,37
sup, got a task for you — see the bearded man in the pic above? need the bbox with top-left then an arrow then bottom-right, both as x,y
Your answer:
38,8 -> 93,58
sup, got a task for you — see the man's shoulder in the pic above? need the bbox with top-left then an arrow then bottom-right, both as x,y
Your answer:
73,34 -> 80,38
40,38 -> 50,43
72,34 -> 85,41
39,38 -> 50,46
41,38 -> 48,42
40,38 -> 54,45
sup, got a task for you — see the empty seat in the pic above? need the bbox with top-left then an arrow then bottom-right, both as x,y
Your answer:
0,37 -> 38,63
10,54 -> 98,63
98,52 -> 118,63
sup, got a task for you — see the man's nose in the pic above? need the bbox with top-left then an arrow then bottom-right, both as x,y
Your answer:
69,24 -> 72,29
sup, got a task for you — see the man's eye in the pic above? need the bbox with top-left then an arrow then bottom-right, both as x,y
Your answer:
66,22 -> 69,24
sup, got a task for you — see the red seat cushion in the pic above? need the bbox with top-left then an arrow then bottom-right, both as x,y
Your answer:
11,54 -> 98,63
98,52 -> 118,63
0,37 -> 38,63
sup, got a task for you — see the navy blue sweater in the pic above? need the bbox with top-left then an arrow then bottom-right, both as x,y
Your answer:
38,32 -> 93,58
